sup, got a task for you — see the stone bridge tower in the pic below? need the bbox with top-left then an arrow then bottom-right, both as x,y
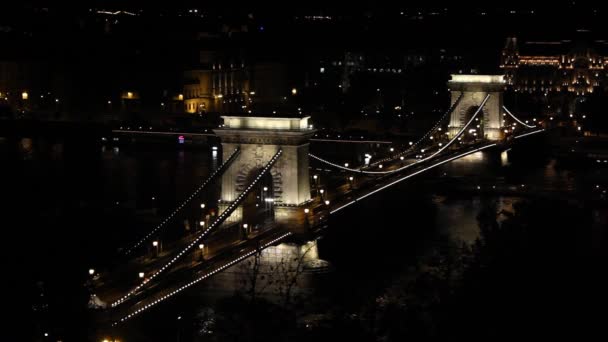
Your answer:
448,75 -> 506,141
214,115 -> 314,232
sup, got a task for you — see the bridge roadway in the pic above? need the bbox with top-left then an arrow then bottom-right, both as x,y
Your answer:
326,141 -> 498,214
106,225 -> 295,326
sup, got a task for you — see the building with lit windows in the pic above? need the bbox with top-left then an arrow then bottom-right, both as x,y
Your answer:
500,35 -> 608,96
183,51 -> 294,114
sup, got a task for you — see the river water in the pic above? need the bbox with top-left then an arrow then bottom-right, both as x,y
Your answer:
1,132 -> 603,340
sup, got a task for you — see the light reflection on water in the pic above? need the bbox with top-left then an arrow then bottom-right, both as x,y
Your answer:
433,195 -> 519,245
19,137 -> 34,158
200,240 -> 325,301
433,195 -> 482,244
501,150 -> 509,166
54,144 -> 64,157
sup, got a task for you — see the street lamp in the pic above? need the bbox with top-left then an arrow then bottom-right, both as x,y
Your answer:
199,244 -> 205,260
152,240 -> 159,256
242,224 -> 249,239
199,221 -> 205,227
304,208 -> 310,214
313,175 -> 320,197
138,272 -> 144,279
200,203 -> 205,209
324,200 -> 330,205
89,269 -> 95,276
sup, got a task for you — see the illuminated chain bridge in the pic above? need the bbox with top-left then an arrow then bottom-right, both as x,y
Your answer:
94,74 -> 545,329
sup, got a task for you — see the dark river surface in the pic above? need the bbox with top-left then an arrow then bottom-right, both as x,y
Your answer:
1,132 -> 605,341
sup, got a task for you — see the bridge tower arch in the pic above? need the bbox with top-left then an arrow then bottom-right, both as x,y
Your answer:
448,75 -> 506,141
214,115 -> 315,232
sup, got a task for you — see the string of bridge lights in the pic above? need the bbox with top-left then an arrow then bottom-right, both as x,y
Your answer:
308,153 -> 389,174
309,94 -> 466,173
329,127 -> 545,215
309,94 -> 491,175
330,143 -> 498,215
112,232 -> 292,326
364,92 -> 465,168
313,94 -> 542,177
411,94 -> 491,164
123,148 -> 241,256
503,106 -> 536,128
348,94 -> 489,174
111,150 -> 283,308
513,128 -> 545,139
308,94 -> 465,174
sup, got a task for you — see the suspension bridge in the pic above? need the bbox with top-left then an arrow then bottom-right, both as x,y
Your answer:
92,74 -> 546,329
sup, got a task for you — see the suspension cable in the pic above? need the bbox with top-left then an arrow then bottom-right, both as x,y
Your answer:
123,148 -> 241,256
112,149 -> 283,307
503,106 -> 536,128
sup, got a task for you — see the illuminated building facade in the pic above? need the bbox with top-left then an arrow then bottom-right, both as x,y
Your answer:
501,36 -> 608,96
183,51 -> 250,114
183,51 -> 293,114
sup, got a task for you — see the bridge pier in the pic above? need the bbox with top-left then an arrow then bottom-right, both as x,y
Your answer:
448,75 -> 506,141
214,115 -> 315,234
